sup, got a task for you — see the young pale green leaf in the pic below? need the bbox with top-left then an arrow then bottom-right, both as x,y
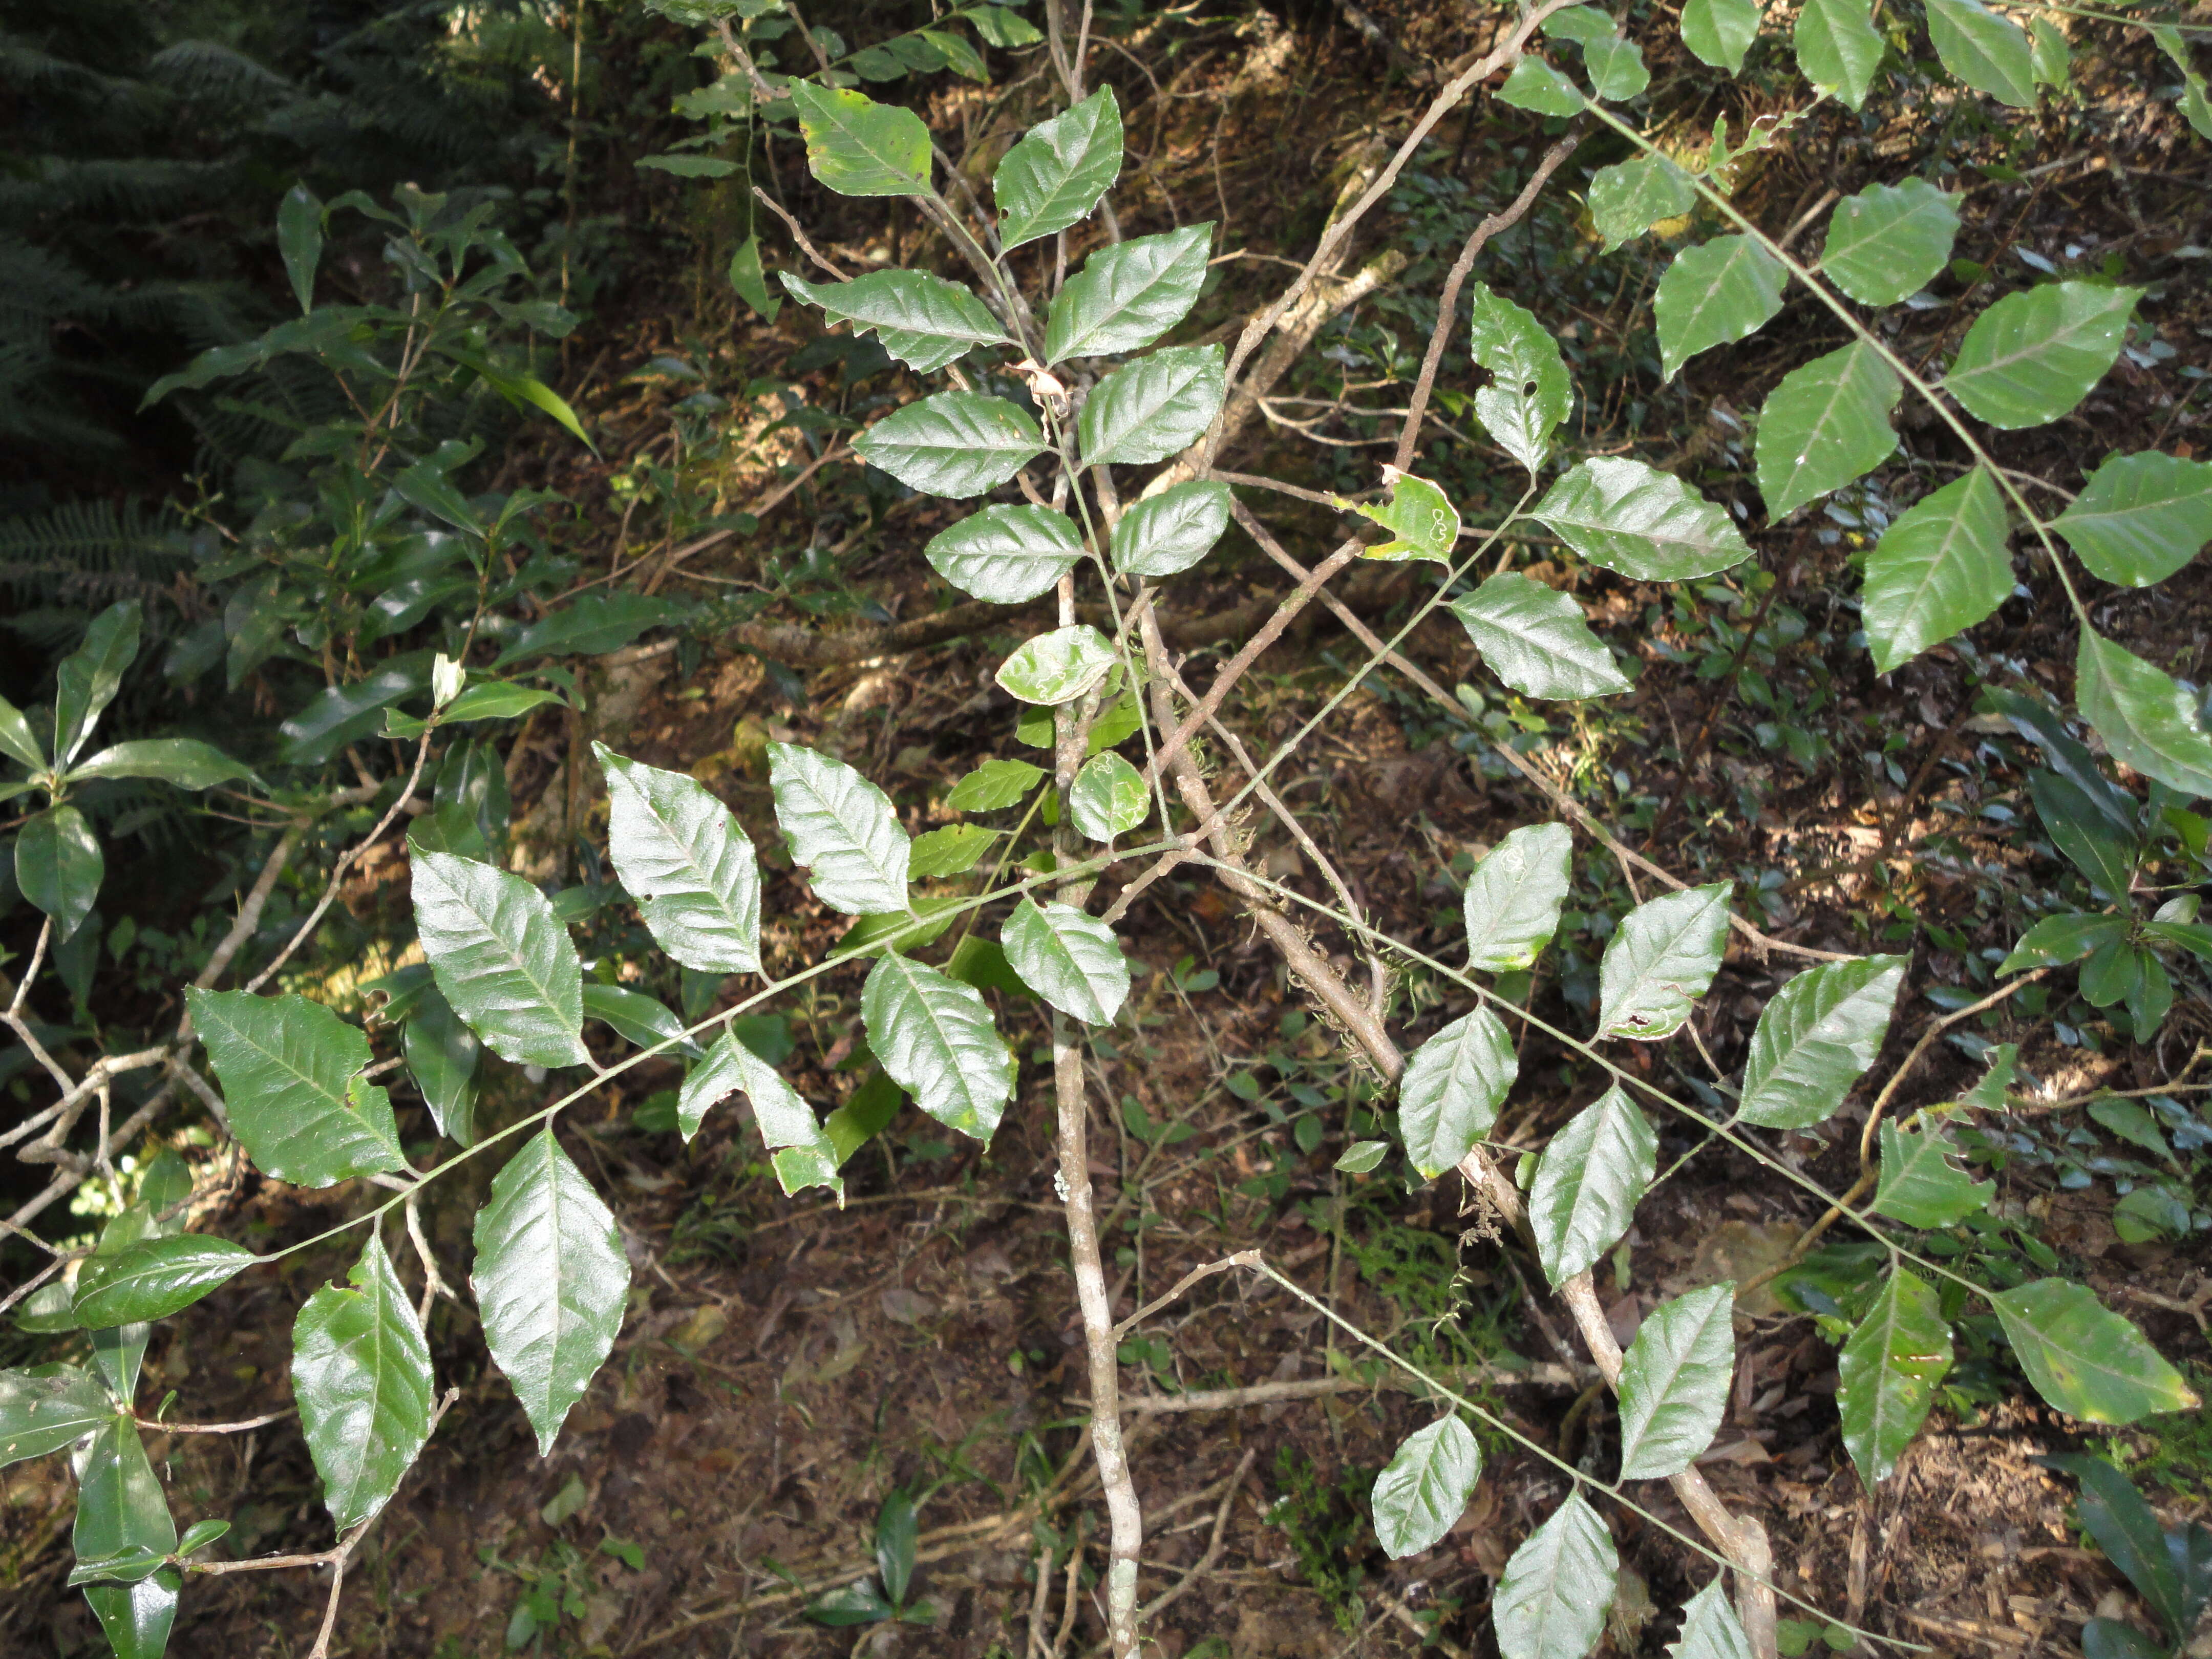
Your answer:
1587,155 -> 1697,253
1596,882 -> 1733,1041
72,1237 -> 254,1329
778,269 -> 1009,373
1876,1117 -> 1995,1227
946,757 -> 1046,811
473,1129 -> 630,1455
1818,179 -> 1961,307
1991,1279 -> 2197,1422
1398,1008 -> 1518,1179
16,805 -> 103,942
186,989 -> 407,1186
1945,282 -> 2141,430
54,600 -> 140,768
1070,752 -> 1148,841
1,1366 -> 113,1466
853,390 -> 1046,498
1355,471 -> 1462,563
74,1416 -> 178,1657
1861,467 -> 2011,673
1670,1579 -> 1757,1659
1498,58 -> 1586,115
1794,0 -> 1885,107
994,87 -> 1123,249
1493,1491 -> 1618,1659
995,625 -> 1119,706
1372,1416 -> 1483,1559
1076,345 -> 1225,468
597,745 -> 761,974
1754,342 -> 1901,519
68,738 -> 253,790
1002,899 -> 1130,1025
1456,828 -> 1572,981
402,985 -> 478,1146
1045,224 -> 1212,363
1838,1267 -> 1951,1487
1450,573 -> 1630,701
925,506 -> 1084,603
2053,452 -> 2212,588
1925,0 -> 2035,106
292,1236 -> 433,1530
1617,1283 -> 1735,1478
411,849 -> 588,1069
1582,33 -> 1649,99
1112,480 -> 1231,578
1467,282 -> 1575,471
1682,0 -> 1763,73
788,81 -> 932,197
680,1029 -> 841,1194
768,742 -> 911,915
1736,954 -> 1905,1128
862,953 -> 1015,1141
2076,631 -> 2212,798
582,984 -> 699,1057
1655,236 -> 1788,381
1543,8 -> 1618,42
2030,16 -> 2071,84
908,823 -> 996,878
1533,458 -> 1753,582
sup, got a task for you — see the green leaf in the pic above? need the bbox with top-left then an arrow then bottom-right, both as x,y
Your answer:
1670,1578 -> 1758,1659
403,985 -> 479,1146
680,1029 -> 841,1194
1583,33 -> 1650,99
1532,1086 -> 1658,1287
1355,470 -> 1462,564
411,850 -> 588,1068
186,989 -> 406,1186
1655,236 -> 1788,381
969,5 -> 1045,47
1682,0 -> 1763,73
995,625 -> 1119,705
2152,23 -> 2212,141
1736,954 -> 1905,1128
1397,1008 -> 1518,1180
862,953 -> 1015,1141
924,505 -> 1084,603
1493,1491 -> 1618,1659
1754,342 -> 1900,519
1543,8 -> 1618,43
69,1545 -> 169,1586
1587,155 -> 1697,253
729,232 -> 781,322
2030,768 -> 2134,899
1462,823 -> 1574,973
1837,1267 -> 1950,1487
1925,0 -> 2035,106
1794,0 -> 1885,107
1076,344 -> 1225,468
392,446 -> 482,536
1070,751 -> 1148,841
1597,882 -> 1732,1041
1111,479 -> 1231,578
1876,1116 -> 1995,1227
1045,225 -> 1212,363
69,739 -> 253,790
17,805 -> 103,942
1533,458 -> 1754,582
946,757 -> 1046,811
83,1571 -> 180,1659
1616,1283 -> 1735,1479
72,1237 -> 253,1329
493,593 -> 690,666
1372,1416 -> 1482,1559
908,823 -> 996,877
2076,630 -> 2212,797
854,390 -> 1046,498
582,984 -> 700,1057
0,691 -> 44,771
1989,1279 -> 2198,1423
1450,573 -> 1629,700
292,1236 -> 433,1530
1818,179 -> 1960,307
1945,282 -> 2141,430
1336,1140 -> 1389,1173
473,1129 -> 631,1454
75,1417 -> 178,1659
778,269 -> 1009,373
598,745 -> 761,974
1467,283 -> 1575,471
994,87 -> 1124,250
281,654 -> 432,760
1001,899 -> 1129,1025
1998,912 -> 2126,973
2029,16 -> 2071,86
55,601 -> 141,768
1497,59 -> 1585,116
789,81 -> 931,196
2053,452 -> 2212,588
1,1366 -> 114,1465
1860,467 -> 2011,673
175,1519 -> 229,1557
2044,1455 -> 2194,1637
767,742 -> 911,916
278,183 -> 322,312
